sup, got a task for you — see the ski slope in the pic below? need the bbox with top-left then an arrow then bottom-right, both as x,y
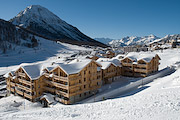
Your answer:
0,48 -> 180,120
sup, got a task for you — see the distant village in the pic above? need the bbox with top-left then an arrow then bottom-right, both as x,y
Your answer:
4,42 -> 163,106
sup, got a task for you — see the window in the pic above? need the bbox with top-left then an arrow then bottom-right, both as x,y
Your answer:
97,82 -> 99,85
84,85 -> 86,88
79,94 -> 81,97
84,92 -> 86,96
84,78 -> 86,82
79,80 -> 81,83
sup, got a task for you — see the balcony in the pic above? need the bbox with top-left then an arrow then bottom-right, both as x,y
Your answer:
43,73 -> 49,78
69,83 -> 81,88
90,78 -> 101,82
10,82 -> 15,87
18,73 -> 26,77
44,79 -> 68,89
55,97 -> 69,104
134,68 -> 147,73
15,88 -> 23,95
24,92 -> 33,99
122,62 -> 133,67
10,87 -> 15,92
104,72 -> 116,78
69,76 -> 81,81
44,86 -> 55,93
53,82 -> 68,89
18,78 -> 32,86
69,90 -> 81,96
123,67 -> 133,71
55,90 -> 68,97
53,75 -> 68,82
16,83 -> 32,92
135,64 -> 147,68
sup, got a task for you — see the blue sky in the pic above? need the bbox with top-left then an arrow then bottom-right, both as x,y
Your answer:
0,0 -> 180,39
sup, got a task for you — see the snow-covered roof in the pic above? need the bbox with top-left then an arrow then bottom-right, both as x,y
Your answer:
52,59 -> 93,75
40,93 -> 54,104
96,57 -> 121,67
123,52 -> 159,63
21,64 -> 43,80
97,61 -> 114,70
96,58 -> 110,62
113,54 -> 125,60
4,59 -> 100,79
46,67 -> 54,72
4,68 -> 17,78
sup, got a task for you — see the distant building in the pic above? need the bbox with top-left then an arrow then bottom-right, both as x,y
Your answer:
123,46 -> 149,53
121,52 -> 161,77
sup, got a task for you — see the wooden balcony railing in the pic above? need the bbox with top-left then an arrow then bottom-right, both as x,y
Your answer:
53,75 -> 68,82
123,67 -> 133,71
44,80 -> 68,89
55,90 -> 69,97
90,78 -> 101,82
135,64 -> 147,68
69,83 -> 81,88
18,78 -> 32,86
18,73 -> 26,77
44,86 -> 55,93
16,83 -> 32,92
24,92 -> 33,99
15,88 -> 23,95
10,87 -> 15,92
10,82 -> 15,87
134,68 -> 147,73
122,62 -> 133,66
69,76 -> 81,81
69,90 -> 81,96
55,97 -> 69,104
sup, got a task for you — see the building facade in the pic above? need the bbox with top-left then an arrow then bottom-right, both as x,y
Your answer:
6,59 -> 102,104
121,54 -> 160,77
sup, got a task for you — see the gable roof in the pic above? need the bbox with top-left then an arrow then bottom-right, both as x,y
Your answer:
50,59 -> 100,75
123,52 -> 160,63
97,61 -> 115,70
96,57 -> 121,67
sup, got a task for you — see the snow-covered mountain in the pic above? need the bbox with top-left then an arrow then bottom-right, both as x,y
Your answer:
94,38 -> 114,44
109,34 -> 160,47
9,5 -> 107,47
0,19 -> 39,54
149,34 -> 180,44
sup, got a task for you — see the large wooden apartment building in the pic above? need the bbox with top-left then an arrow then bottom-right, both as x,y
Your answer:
5,52 -> 160,104
96,58 -> 122,84
5,59 -> 102,104
121,52 -> 161,77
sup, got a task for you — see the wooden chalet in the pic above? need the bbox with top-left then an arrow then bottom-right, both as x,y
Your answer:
96,58 -> 122,84
5,59 -> 102,104
121,53 -> 161,77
